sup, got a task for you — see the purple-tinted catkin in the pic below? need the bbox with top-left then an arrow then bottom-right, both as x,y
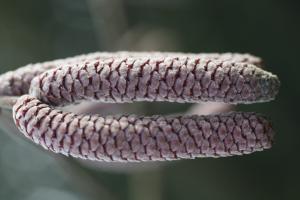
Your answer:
0,52 -> 280,162
13,95 -> 274,162
0,52 -> 262,96
29,57 -> 279,105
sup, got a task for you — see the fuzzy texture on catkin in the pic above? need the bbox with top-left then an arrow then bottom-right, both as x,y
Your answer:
29,57 -> 279,106
0,52 -> 261,96
13,95 -> 274,162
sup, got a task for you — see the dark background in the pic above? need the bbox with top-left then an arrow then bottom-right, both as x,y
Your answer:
0,0 -> 299,199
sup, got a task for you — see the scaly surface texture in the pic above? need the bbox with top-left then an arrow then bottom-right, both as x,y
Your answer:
13,95 -> 274,162
29,57 -> 279,105
0,52 -> 261,96
0,52 -> 280,162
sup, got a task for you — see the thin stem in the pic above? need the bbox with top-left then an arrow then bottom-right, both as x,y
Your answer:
0,96 -> 18,110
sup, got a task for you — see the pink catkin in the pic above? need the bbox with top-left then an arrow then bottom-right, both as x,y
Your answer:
29,56 -> 279,105
0,52 -> 262,96
13,95 -> 274,162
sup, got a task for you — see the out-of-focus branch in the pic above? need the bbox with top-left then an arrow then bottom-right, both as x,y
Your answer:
128,169 -> 163,200
56,157 -> 116,200
87,0 -> 128,50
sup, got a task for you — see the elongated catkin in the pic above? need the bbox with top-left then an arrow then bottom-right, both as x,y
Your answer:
29,57 -> 279,105
13,95 -> 274,162
0,52 -> 261,96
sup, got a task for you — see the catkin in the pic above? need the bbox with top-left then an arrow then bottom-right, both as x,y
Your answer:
29,57 -> 279,105
13,95 -> 274,162
0,52 -> 261,96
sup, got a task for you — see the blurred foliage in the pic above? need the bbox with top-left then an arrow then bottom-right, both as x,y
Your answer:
0,0 -> 299,200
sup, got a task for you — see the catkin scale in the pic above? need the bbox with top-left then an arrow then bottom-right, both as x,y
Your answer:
13,95 -> 274,162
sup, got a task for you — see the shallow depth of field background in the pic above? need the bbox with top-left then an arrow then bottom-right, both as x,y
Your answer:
0,0 -> 299,200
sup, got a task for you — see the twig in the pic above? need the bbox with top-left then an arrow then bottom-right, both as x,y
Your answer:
0,96 -> 18,110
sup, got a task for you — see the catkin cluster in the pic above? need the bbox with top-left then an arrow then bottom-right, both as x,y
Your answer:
0,52 -> 280,162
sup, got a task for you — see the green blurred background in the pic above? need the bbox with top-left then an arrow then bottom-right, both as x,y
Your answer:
0,0 -> 299,199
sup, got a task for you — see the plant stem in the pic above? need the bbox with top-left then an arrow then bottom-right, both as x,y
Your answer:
0,96 -> 18,110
